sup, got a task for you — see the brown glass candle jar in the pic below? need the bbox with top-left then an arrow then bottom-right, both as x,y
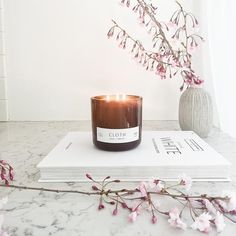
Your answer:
91,95 -> 142,151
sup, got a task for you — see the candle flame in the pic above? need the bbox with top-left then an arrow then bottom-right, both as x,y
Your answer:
106,94 -> 127,101
116,94 -> 119,101
106,95 -> 110,102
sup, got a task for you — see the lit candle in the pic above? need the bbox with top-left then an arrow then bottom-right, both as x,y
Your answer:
91,95 -> 142,151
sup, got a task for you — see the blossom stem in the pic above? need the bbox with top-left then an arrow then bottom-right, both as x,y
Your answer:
0,184 -> 100,196
111,20 -> 173,67
0,184 -> 229,202
137,0 -> 176,58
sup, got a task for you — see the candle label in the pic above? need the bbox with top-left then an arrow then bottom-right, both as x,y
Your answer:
97,127 -> 139,143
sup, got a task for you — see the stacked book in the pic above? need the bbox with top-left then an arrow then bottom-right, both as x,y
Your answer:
37,131 -> 231,182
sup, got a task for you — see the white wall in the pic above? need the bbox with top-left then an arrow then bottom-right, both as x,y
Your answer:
3,0 -> 196,121
0,0 -> 8,121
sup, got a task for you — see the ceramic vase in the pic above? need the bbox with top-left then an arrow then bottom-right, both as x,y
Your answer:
179,86 -> 213,138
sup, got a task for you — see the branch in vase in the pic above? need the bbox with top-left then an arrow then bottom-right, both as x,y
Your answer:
108,20 -> 180,80
109,0 -> 205,90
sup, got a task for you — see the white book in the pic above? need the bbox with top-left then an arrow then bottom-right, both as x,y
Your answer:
37,131 -> 231,182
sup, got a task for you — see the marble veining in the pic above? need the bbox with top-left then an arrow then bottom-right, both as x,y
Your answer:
0,121 -> 236,236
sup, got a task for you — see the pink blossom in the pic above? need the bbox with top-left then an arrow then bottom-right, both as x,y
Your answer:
214,211 -> 225,233
155,64 -> 166,78
170,58 -> 179,67
178,173 -> 192,191
219,191 -> 236,212
128,211 -> 138,223
0,160 -> 6,165
138,182 -> 148,198
202,199 -> 217,215
194,78 -> 204,85
183,61 -> 191,68
191,212 -> 212,233
148,178 -> 164,192
168,207 -> 187,230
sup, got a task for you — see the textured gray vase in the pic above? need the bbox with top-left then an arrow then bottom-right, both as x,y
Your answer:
179,86 -> 213,138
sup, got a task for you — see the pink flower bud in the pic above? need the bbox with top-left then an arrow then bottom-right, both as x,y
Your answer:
128,211 -> 138,222
107,28 -> 114,39
230,210 -> 236,215
98,204 -> 105,210
113,209 -> 118,216
86,174 -> 92,180
152,215 -> 157,224
1,173 -> 5,180
9,169 -> 14,181
92,185 -> 99,191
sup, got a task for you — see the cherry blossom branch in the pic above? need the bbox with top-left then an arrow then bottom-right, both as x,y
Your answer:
0,160 -> 14,185
108,0 -> 205,90
137,0 -> 176,57
108,20 -> 178,80
1,160 -> 236,233
108,20 -> 174,66
0,184 -> 99,196
0,183 -> 229,201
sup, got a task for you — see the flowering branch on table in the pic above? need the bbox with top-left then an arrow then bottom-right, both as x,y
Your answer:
1,161 -> 236,233
107,0 -> 204,91
0,160 -> 14,186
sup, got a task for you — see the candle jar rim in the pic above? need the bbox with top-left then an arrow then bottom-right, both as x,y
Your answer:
91,95 -> 142,101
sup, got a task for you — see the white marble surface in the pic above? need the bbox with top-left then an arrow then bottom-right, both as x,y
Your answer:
0,121 -> 236,236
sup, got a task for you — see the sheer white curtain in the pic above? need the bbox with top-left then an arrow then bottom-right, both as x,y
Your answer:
206,0 -> 236,138
200,0 -> 236,138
